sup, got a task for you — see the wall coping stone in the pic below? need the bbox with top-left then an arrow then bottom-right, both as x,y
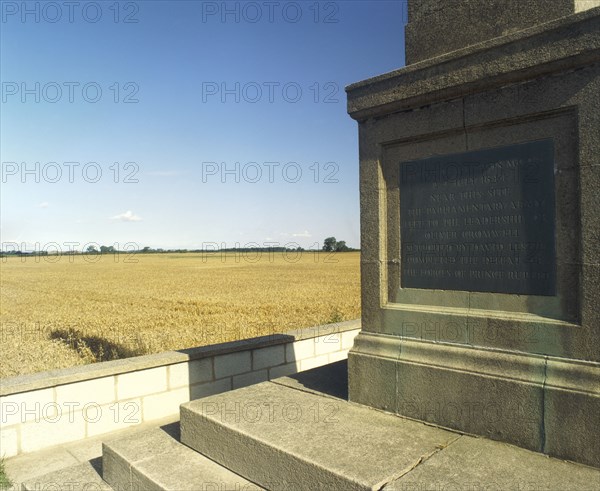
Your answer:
0,319 -> 360,397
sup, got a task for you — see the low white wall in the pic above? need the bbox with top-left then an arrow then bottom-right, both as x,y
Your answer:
0,320 -> 360,458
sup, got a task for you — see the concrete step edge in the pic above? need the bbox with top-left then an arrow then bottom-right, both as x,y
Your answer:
102,426 -> 262,491
20,461 -> 112,491
179,381 -> 458,491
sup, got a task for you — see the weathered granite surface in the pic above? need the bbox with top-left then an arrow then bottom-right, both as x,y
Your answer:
347,3 -> 600,468
406,0 -> 600,64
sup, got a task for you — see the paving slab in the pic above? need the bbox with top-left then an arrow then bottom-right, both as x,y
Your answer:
3,446 -> 80,487
180,381 -> 461,491
3,414 -> 178,487
385,434 -> 600,491
21,461 -> 111,491
103,426 -> 262,491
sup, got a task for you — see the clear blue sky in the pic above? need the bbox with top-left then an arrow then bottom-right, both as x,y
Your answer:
1,1 -> 407,251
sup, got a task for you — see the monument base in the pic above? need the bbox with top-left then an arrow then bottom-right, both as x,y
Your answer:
349,333 -> 600,468
346,6 -> 600,469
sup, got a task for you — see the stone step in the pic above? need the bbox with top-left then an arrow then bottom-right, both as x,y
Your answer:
21,461 -> 112,491
383,433 -> 600,490
102,426 -> 262,491
180,381 -> 460,491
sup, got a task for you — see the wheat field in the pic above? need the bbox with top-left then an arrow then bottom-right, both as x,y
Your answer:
0,251 -> 360,378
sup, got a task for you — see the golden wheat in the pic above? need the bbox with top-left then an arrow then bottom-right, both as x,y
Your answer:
0,252 -> 360,378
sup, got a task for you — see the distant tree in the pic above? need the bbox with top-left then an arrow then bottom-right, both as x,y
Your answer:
323,237 -> 353,252
100,245 -> 116,254
335,240 -> 349,252
141,246 -> 151,253
86,245 -> 98,253
323,237 -> 337,252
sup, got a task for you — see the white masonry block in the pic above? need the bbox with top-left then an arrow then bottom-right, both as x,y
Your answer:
143,387 -> 190,421
315,333 -> 342,356
116,366 -> 167,400
55,376 -> 116,408
342,329 -> 360,350
286,338 -> 315,362
233,369 -> 269,389
190,378 -> 232,400
86,398 -> 142,437
20,410 -> 86,453
252,345 -> 285,370
299,354 -> 330,372
328,350 -> 349,363
169,358 -> 213,389
269,362 -> 299,380
214,351 -> 251,379
0,426 -> 18,458
0,388 -> 55,428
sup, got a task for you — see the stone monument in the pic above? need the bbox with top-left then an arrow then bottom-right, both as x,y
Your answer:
346,0 -> 600,468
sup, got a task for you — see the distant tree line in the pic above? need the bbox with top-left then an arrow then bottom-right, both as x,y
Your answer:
0,250 -> 51,257
322,237 -> 355,252
129,246 -> 307,254
2,239 -> 358,257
